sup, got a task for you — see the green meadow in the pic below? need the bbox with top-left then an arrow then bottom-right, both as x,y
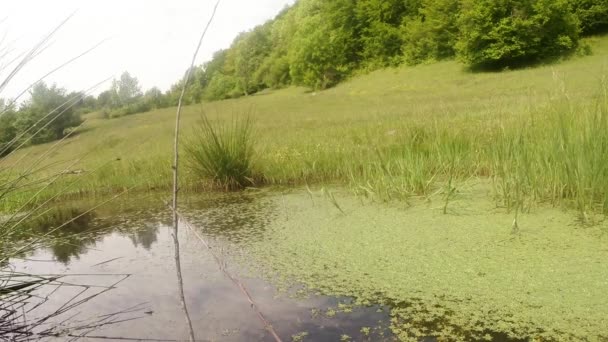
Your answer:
5,35 -> 608,217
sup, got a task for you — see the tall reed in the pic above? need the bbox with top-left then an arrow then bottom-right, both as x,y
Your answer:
184,114 -> 258,190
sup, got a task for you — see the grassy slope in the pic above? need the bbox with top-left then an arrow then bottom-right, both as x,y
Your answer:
3,35 -> 608,207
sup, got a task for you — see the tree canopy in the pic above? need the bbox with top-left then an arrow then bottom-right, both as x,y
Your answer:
160,0 -> 603,102
0,83 -> 83,156
6,0 -> 603,126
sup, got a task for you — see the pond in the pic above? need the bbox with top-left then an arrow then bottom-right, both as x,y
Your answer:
7,187 -> 608,341
8,192 -> 393,341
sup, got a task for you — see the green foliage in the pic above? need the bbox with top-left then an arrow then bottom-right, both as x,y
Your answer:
143,87 -> 168,109
355,0 -> 409,68
115,71 -> 142,104
289,0 -> 359,89
12,83 -> 82,146
71,0 -> 606,116
203,73 -> 240,101
96,71 -> 153,118
569,0 -> 608,34
254,54 -> 291,88
402,0 -> 460,65
115,0 -> 601,110
184,115 -> 257,189
230,25 -> 272,95
0,111 -> 17,157
456,0 -> 580,69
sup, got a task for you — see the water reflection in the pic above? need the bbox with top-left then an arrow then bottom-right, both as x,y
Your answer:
10,192 -> 280,264
127,223 -> 160,250
15,205 -> 164,264
10,192 -> 394,341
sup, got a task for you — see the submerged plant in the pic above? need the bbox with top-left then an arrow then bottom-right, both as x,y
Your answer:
184,114 -> 258,190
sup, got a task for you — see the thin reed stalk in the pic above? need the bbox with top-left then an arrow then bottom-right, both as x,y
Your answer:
170,1 -> 221,341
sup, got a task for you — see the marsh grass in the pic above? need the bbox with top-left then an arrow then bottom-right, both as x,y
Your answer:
184,114 -> 258,190
4,35 -> 608,221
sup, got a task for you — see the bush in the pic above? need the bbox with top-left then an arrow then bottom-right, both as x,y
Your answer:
184,115 -> 258,190
569,0 -> 608,35
456,0 -> 580,69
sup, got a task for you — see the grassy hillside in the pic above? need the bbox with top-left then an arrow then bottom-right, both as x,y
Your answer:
3,35 -> 608,211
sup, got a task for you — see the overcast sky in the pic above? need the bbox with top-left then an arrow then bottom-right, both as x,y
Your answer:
0,0 -> 295,100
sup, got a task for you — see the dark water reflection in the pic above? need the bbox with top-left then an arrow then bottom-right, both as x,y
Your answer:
11,192 -> 393,341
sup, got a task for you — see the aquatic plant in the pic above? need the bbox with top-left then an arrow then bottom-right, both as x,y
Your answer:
246,191 -> 608,341
184,114 -> 258,190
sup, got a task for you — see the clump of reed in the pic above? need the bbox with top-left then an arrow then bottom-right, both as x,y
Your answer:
347,79 -> 608,223
184,114 -> 259,190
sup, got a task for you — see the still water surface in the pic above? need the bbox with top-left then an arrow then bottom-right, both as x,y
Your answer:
13,193 -> 392,341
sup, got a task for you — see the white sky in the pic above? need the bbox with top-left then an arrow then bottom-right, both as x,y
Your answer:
0,0 -> 295,100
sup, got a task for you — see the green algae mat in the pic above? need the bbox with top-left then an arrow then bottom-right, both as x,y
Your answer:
239,189 -> 608,341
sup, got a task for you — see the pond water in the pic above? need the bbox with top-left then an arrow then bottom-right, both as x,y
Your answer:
8,187 -> 608,341
9,192 -> 393,341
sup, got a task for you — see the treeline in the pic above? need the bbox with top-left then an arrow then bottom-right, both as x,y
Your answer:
171,0 -> 607,103
2,0 -> 606,153
0,72 -> 167,155
0,83 -> 83,156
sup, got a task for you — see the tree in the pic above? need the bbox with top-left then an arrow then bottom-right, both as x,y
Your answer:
569,0 -> 608,34
0,99 -> 17,156
253,8 -> 298,88
289,0 -> 359,89
14,83 -> 82,145
456,0 -> 580,69
143,87 -> 167,109
97,89 -> 118,109
115,71 -> 142,106
402,0 -> 461,65
230,25 -> 272,95
355,0 -> 410,68
204,73 -> 239,101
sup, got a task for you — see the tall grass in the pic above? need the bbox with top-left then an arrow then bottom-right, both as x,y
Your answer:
0,16 -> 147,340
4,36 -> 608,221
184,114 -> 257,190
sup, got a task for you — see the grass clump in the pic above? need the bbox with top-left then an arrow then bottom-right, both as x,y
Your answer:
184,115 -> 258,190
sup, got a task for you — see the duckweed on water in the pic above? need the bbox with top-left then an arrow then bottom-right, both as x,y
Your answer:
243,188 -> 608,341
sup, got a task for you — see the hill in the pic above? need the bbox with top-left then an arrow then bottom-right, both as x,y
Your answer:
3,35 -> 608,212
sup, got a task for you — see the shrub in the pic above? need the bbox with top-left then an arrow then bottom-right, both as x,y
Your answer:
569,0 -> 608,34
184,115 -> 258,190
456,0 -> 580,69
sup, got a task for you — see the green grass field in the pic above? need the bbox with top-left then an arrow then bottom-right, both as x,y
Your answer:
3,35 -> 608,214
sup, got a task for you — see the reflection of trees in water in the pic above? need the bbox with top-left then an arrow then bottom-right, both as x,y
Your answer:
127,223 -> 160,250
15,206 -> 163,264
24,208 -> 100,264
183,193 -> 279,243
10,192 -> 277,263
